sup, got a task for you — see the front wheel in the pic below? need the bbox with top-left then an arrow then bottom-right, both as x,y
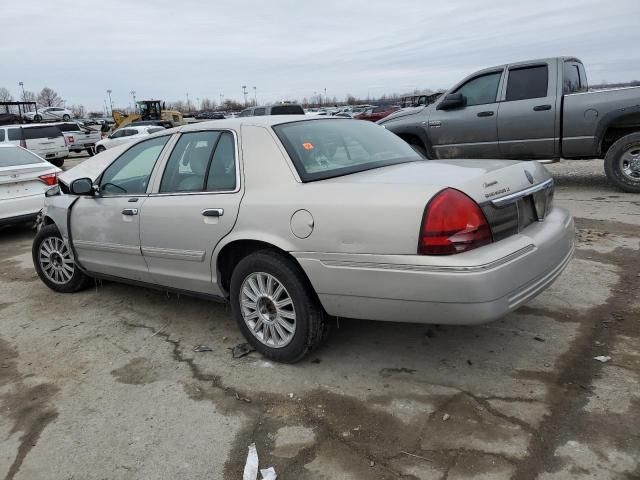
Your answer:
229,250 -> 328,363
33,114 -> 42,122
62,114 -> 71,121
604,132 -> 640,193
95,145 -> 106,153
32,225 -> 91,293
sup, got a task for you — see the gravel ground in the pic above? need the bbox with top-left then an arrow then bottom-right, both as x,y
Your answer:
0,157 -> 638,479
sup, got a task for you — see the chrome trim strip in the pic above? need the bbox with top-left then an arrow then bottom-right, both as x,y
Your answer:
141,246 -> 205,262
491,178 -> 553,207
319,244 -> 536,273
73,240 -> 141,255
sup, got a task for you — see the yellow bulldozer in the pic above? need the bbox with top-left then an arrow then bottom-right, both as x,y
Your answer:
112,100 -> 185,129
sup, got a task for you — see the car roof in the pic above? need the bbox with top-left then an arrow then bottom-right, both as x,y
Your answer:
171,115 -> 343,134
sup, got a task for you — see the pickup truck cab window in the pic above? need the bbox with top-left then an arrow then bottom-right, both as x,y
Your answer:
505,65 -> 548,101
100,136 -> 170,195
253,108 -> 266,116
454,72 -> 502,106
563,63 -> 583,93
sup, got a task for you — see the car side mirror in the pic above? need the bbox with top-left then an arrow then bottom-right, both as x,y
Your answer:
70,177 -> 95,195
436,93 -> 466,110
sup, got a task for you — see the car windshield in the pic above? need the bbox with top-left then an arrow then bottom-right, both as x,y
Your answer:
273,119 -> 421,181
0,147 -> 45,167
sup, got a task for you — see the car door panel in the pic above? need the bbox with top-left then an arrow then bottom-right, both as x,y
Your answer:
430,70 -> 504,159
497,61 -> 559,159
140,130 -> 241,295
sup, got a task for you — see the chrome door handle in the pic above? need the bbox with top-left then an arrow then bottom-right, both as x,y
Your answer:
121,208 -> 138,216
201,208 -> 224,217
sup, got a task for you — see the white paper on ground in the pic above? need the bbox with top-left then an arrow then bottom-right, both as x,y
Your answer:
260,467 -> 277,480
243,443 -> 259,480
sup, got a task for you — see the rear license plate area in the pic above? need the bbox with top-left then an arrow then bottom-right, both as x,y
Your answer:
517,196 -> 537,231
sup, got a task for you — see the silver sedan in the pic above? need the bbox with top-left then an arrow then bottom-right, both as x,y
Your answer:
33,116 -> 574,362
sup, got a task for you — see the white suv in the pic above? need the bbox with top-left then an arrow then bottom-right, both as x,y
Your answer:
0,124 -> 68,167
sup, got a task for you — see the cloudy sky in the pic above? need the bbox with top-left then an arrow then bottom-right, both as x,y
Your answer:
1,0 -> 639,111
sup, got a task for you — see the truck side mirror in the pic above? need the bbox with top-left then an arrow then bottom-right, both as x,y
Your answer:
70,177 -> 95,195
437,93 -> 466,110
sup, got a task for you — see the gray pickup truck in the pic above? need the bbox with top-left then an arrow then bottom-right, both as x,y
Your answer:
380,57 -> 640,192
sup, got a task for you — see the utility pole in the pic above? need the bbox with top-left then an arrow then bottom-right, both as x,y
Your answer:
253,86 -> 257,106
18,81 -> 26,101
106,90 -> 113,114
186,92 -> 191,111
324,87 -> 327,106
219,93 -> 224,109
242,86 -> 248,106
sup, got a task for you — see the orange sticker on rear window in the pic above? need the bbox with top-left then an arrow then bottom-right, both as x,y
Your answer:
302,142 -> 314,150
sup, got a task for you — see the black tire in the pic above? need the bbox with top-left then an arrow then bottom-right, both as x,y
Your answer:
62,114 -> 71,121
33,114 -> 42,122
229,250 -> 328,363
604,132 -> 640,193
86,147 -> 95,156
49,158 -> 64,168
32,225 -> 91,293
96,145 -> 106,153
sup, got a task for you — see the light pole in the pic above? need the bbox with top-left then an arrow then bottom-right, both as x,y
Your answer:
253,86 -> 257,106
18,81 -> 25,101
106,90 -> 113,114
130,90 -> 136,112
186,92 -> 190,111
219,93 -> 224,109
324,87 -> 327,106
242,86 -> 248,106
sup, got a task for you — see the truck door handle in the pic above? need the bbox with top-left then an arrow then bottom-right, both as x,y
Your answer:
201,208 -> 224,217
477,111 -> 494,117
533,104 -> 552,111
121,208 -> 138,216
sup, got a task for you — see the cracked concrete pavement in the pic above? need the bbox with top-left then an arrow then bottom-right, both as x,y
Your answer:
0,158 -> 638,479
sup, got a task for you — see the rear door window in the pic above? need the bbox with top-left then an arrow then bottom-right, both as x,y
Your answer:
8,128 -> 23,141
253,108 -> 266,116
270,105 -> 304,115
505,65 -> 549,101
23,126 -> 63,140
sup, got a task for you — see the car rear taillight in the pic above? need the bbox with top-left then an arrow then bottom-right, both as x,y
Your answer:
67,135 -> 75,144
418,188 -> 493,255
38,173 -> 58,186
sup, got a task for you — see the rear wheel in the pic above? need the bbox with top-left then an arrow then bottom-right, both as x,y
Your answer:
33,114 -> 42,122
32,225 -> 91,293
62,114 -> 71,121
604,132 -> 640,193
229,250 -> 328,363
86,147 -> 95,156
49,158 -> 64,168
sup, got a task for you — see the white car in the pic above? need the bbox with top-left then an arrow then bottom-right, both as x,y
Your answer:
94,125 -> 165,153
24,107 -> 73,122
0,144 -> 60,226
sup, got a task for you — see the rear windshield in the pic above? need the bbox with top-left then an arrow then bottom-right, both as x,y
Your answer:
0,147 -> 45,167
270,105 -> 304,115
23,126 -> 63,140
273,119 -> 421,182
8,128 -> 22,141
57,123 -> 81,132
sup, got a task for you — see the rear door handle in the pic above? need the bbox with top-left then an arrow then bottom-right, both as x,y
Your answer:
121,208 -> 138,216
201,208 -> 224,217
533,104 -> 552,111
477,111 -> 494,117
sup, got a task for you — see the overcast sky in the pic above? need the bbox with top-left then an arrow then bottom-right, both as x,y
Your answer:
1,0 -> 639,111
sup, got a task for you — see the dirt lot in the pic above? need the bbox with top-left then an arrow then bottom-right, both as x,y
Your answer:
1,157 -> 639,479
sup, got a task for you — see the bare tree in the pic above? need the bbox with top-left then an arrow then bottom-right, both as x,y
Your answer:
0,87 -> 14,102
21,90 -> 37,103
37,87 -> 64,107
70,104 -> 85,119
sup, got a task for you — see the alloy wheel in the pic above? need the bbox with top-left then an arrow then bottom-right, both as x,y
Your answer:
39,236 -> 74,285
240,272 -> 296,348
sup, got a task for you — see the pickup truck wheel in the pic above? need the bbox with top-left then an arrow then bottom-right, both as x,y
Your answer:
86,147 -> 95,156
49,158 -> 64,168
230,250 -> 328,363
604,132 -> 640,193
32,225 -> 91,293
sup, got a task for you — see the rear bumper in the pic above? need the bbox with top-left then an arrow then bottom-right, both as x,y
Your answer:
294,207 -> 575,325
69,143 -> 95,152
0,194 -> 45,224
36,149 -> 68,160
